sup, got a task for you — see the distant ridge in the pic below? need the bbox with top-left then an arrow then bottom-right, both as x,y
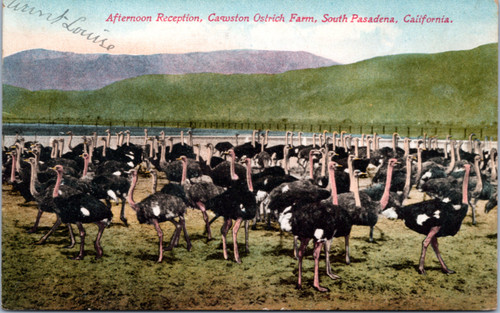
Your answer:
2,49 -> 339,91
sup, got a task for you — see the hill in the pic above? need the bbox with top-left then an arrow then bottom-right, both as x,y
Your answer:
2,43 -> 497,129
2,49 -> 338,91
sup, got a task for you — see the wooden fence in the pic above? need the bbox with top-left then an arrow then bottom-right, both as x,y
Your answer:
2,117 -> 497,140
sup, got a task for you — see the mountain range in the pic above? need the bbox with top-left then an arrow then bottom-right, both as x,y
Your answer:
2,49 -> 338,91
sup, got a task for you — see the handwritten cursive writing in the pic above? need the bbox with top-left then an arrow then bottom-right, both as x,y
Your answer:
5,0 -> 115,50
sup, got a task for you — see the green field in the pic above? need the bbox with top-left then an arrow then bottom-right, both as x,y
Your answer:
2,175 -> 497,310
2,43 -> 497,130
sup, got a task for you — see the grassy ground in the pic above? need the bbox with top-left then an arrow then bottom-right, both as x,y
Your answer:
2,174 -> 497,310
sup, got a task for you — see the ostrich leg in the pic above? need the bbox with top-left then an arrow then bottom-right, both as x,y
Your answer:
221,218 -> 233,260
431,237 -> 455,274
232,217 -> 243,263
152,219 -> 164,263
94,221 -> 106,259
35,217 -> 62,245
73,222 -> 86,260
324,239 -> 341,280
313,240 -> 329,292
196,201 -> 212,240
165,219 -> 182,251
345,235 -> 351,265
179,216 -> 192,251
296,238 -> 310,290
418,226 -> 440,274
28,209 -> 43,233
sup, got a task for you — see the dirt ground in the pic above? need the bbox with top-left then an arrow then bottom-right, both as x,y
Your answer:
1,172 -> 497,311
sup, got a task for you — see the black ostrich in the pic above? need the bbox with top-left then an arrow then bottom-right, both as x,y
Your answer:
91,170 -> 131,226
126,169 -> 192,263
208,149 -> 247,187
178,155 -> 225,240
51,165 -> 113,260
27,158 -> 77,247
265,179 -> 331,230
381,163 -> 472,275
279,162 -> 352,292
206,158 -> 257,263
337,156 -> 398,245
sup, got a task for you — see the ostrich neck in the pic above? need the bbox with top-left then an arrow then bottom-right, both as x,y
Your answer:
149,141 -> 154,158
246,161 -> 253,192
415,149 -> 422,181
106,133 -> 111,148
402,158 -> 412,201
354,140 -> 359,158
10,153 -> 17,183
380,163 -> 395,210
472,159 -> 483,194
89,143 -> 94,161
68,133 -> 73,150
284,148 -> 289,174
444,141 -> 449,159
181,159 -> 188,184
353,174 -> 361,207
367,140 -> 372,159
309,151 -> 315,179
59,141 -> 64,157
348,158 -> 356,193
392,134 -> 397,154
446,143 -> 456,174
102,139 -> 107,157
321,148 -> 328,177
312,135 -> 316,147
251,131 -> 256,148
82,156 -> 89,177
29,162 -> 39,197
51,142 -> 56,159
16,146 -> 22,173
52,170 -> 63,198
126,174 -> 139,211
160,141 -> 166,164
462,166 -> 470,204
456,144 -> 462,161
230,152 -> 238,180
329,167 -> 338,205
126,133 -> 130,146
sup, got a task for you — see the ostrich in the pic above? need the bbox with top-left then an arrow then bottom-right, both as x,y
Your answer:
279,161 -> 352,292
27,158 -> 77,247
51,165 -> 113,260
126,169 -> 192,263
382,163 -> 472,275
206,158 -> 257,263
337,156 -> 398,242
178,155 -> 225,240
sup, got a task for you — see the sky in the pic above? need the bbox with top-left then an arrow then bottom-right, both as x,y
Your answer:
2,0 -> 498,63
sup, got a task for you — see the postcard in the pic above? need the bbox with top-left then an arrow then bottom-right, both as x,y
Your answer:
2,0 -> 498,310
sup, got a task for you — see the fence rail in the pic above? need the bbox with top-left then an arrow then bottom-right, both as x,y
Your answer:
2,117 -> 497,140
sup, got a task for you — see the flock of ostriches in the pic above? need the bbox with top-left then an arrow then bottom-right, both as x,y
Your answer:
3,129 -> 498,292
